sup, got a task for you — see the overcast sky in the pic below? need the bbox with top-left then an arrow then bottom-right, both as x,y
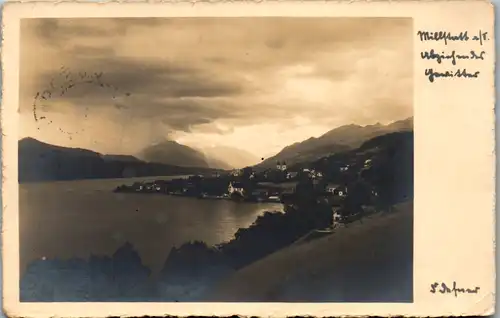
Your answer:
19,17 -> 412,158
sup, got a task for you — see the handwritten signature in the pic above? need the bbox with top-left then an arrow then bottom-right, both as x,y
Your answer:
430,281 -> 480,297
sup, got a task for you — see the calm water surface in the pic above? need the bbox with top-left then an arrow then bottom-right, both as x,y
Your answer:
19,176 -> 283,275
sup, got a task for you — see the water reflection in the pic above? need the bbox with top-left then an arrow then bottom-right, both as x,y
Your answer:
20,177 -> 283,275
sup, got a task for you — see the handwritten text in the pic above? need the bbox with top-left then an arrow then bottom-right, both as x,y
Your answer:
430,281 -> 480,297
418,30 -> 489,83
417,30 -> 489,45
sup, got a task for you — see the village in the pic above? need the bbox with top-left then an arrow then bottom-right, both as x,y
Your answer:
114,155 -> 381,225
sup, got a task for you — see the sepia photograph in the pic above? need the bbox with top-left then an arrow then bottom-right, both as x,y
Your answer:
17,17 -> 416,303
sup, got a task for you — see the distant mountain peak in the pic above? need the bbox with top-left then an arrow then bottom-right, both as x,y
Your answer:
149,139 -> 181,147
18,138 -> 218,182
138,140 -> 209,168
138,139 -> 239,170
20,137 -> 37,142
19,137 -> 49,146
19,137 -> 101,156
256,116 -> 413,168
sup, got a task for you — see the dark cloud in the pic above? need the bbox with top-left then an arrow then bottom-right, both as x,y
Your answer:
20,17 -> 413,154
69,45 -> 116,57
25,18 -> 168,48
265,38 -> 285,50
204,57 -> 230,65
33,57 -> 249,132
35,57 -> 244,101
30,19 -> 112,49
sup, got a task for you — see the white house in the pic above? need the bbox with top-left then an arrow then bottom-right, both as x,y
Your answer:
309,169 -> 323,179
231,169 -> 242,177
286,171 -> 299,179
340,165 -> 349,172
326,183 -> 347,197
228,181 -> 245,196
276,161 -> 287,171
336,188 -> 347,197
326,183 -> 339,193
364,159 -> 373,169
332,209 -> 345,228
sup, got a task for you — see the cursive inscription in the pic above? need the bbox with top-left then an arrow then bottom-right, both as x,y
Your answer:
417,30 -> 489,45
420,49 -> 486,66
417,31 -> 470,45
418,29 -> 489,83
430,281 -> 480,297
425,68 -> 480,83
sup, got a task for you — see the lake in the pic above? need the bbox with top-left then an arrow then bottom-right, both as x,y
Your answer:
19,176 -> 283,275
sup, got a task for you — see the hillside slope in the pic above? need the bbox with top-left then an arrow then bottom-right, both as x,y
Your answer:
207,201 -> 413,302
319,117 -> 413,149
138,140 -> 210,168
258,117 -> 413,169
138,140 -> 236,170
18,138 -> 218,182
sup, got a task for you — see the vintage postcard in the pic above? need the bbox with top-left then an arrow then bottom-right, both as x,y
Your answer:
1,1 -> 495,317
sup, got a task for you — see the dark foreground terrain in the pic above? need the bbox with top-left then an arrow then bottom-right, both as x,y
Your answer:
20,201 -> 412,302
208,201 -> 413,302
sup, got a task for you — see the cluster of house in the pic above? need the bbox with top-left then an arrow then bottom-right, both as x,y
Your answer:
276,161 -> 287,171
117,157 -> 376,207
228,178 -> 348,201
114,154 -> 381,228
270,161 -> 325,180
331,202 -> 378,227
228,161 -> 327,183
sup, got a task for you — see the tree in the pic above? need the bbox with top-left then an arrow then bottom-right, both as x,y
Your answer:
242,166 -> 253,179
295,176 -> 315,205
360,132 -> 414,211
347,180 -> 371,206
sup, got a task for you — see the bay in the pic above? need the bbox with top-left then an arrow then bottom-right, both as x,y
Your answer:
19,176 -> 283,275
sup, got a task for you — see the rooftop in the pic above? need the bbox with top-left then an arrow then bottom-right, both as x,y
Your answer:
258,181 -> 298,189
326,183 -> 341,188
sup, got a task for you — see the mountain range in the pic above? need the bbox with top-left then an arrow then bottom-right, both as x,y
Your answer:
18,138 -> 219,182
18,117 -> 413,182
137,140 -> 259,170
138,140 -> 217,169
256,117 -> 413,169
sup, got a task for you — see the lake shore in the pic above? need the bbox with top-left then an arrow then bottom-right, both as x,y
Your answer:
20,173 -> 412,303
205,201 -> 413,302
113,175 -> 296,204
19,178 -> 282,276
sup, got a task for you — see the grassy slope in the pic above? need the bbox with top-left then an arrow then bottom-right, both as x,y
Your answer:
206,201 -> 413,302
